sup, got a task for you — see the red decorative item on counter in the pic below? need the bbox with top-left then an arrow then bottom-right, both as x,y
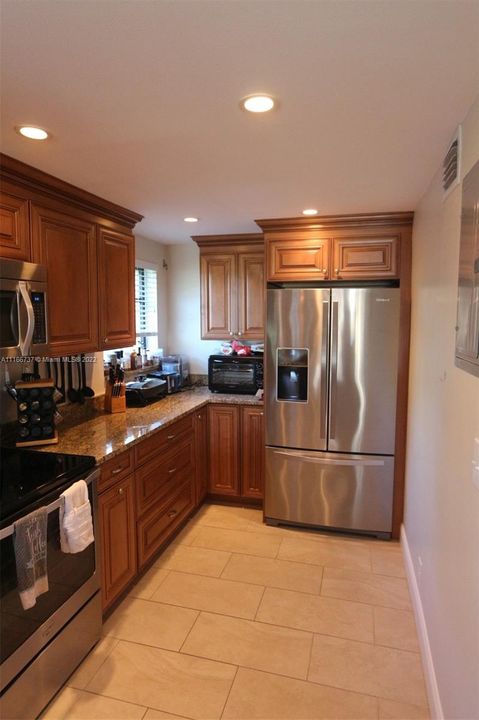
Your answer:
231,340 -> 252,356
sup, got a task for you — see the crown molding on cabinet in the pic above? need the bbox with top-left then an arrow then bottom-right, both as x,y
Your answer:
255,212 -> 414,232
192,232 -> 263,248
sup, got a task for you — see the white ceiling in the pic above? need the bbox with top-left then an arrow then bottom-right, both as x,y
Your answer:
1,0 -> 478,244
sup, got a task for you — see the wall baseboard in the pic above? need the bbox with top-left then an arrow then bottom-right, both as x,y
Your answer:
400,525 -> 444,720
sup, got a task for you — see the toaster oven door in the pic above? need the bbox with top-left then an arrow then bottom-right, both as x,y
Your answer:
209,358 -> 256,393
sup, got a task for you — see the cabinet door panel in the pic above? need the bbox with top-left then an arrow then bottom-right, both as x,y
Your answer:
267,236 -> 329,281
241,406 -> 265,498
200,253 -> 235,339
0,190 -> 30,260
98,228 -> 135,349
99,475 -> 137,610
194,410 -> 208,505
31,205 -> 98,354
332,236 -> 399,279
208,404 -> 240,495
238,252 -> 264,339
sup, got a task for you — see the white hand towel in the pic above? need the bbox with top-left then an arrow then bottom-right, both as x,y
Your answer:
14,507 -> 49,610
60,480 -> 94,554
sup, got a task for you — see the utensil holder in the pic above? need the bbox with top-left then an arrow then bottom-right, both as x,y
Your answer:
15,379 -> 59,447
104,382 -> 126,414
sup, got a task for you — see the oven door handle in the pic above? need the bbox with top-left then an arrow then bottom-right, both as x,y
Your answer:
18,281 -> 35,356
0,468 -> 99,541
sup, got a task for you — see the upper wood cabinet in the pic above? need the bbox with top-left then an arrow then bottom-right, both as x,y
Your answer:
31,204 -> 99,355
257,214 -> 414,283
0,154 -> 142,356
0,186 -> 30,260
98,227 -> 136,349
194,234 -> 264,341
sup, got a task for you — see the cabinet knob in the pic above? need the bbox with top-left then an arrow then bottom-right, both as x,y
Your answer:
260,412 -> 264,416
118,487 -> 124,495
229,332 -> 233,336
103,337 -> 108,343
237,332 -> 242,336
322,268 -> 327,273
334,268 -> 339,274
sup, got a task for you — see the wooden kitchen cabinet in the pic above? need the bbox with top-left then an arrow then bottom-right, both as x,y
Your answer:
208,404 -> 240,495
98,474 -> 137,611
31,204 -> 99,355
0,153 -> 143,356
98,227 -> 136,350
194,234 -> 264,341
194,409 -> 208,505
241,406 -> 265,498
208,403 -> 264,500
257,215 -> 408,282
0,187 -> 30,260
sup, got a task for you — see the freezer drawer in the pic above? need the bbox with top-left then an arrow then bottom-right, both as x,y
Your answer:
265,446 -> 394,536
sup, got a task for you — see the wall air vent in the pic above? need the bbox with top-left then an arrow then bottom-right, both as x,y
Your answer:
442,125 -> 462,199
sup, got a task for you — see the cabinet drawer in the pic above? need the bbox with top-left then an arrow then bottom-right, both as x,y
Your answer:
267,236 -> 329,281
136,438 -> 195,517
137,479 -> 195,568
99,449 -> 134,493
134,413 -> 194,467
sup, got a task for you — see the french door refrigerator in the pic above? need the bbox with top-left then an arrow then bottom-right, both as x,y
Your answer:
265,286 -> 400,537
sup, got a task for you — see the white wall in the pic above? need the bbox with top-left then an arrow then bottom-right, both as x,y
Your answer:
404,94 -> 479,719
166,243 -> 222,374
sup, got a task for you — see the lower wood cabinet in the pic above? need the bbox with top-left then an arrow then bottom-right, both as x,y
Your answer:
208,404 -> 264,500
98,474 -> 137,611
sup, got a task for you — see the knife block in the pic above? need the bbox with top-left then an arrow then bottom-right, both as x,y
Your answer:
104,381 -> 126,414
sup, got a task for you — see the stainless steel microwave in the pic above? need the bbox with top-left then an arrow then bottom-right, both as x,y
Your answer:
208,354 -> 264,394
0,259 -> 48,357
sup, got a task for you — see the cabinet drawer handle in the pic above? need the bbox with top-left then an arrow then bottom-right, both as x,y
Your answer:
167,434 -> 175,440
167,509 -> 178,518
118,487 -> 124,495
112,467 -> 123,475
168,468 -> 177,474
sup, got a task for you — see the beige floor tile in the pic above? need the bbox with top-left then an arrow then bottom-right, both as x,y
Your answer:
371,547 -> 406,578
374,606 -> 420,652
309,634 -> 428,707
154,544 -> 231,577
191,525 -> 282,558
378,698 -> 430,719
41,687 -> 146,719
151,571 -> 264,619
321,567 -> 411,609
68,637 -> 119,690
278,536 -> 372,571
221,553 -> 323,594
103,597 -> 198,650
223,667 -> 378,719
182,611 -> 312,679
87,639 -> 236,720
170,522 -> 201,547
144,711 -> 193,720
256,587 -> 374,643
196,504 -> 253,531
128,566 -> 170,600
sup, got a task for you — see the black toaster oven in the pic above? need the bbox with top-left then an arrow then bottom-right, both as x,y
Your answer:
208,355 -> 263,394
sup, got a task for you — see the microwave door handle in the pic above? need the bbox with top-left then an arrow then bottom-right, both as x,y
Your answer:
18,281 -> 34,356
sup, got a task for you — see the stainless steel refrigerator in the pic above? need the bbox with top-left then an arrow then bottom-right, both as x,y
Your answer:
265,286 -> 400,537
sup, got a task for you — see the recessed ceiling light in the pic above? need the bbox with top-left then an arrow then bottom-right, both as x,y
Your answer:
183,217 -> 199,223
16,125 -> 49,140
302,208 -> 318,216
241,95 -> 275,113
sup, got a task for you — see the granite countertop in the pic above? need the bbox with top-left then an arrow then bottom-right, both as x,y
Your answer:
38,387 -> 262,464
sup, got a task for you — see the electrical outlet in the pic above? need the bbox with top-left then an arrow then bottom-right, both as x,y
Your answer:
417,555 -> 423,580
473,438 -> 479,491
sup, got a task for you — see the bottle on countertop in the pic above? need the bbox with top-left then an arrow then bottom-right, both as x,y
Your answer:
136,347 -> 143,369
130,349 -> 137,369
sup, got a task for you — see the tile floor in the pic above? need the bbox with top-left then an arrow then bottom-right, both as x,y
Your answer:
42,504 -> 430,720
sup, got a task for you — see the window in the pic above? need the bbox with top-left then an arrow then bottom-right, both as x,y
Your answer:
135,264 -> 158,352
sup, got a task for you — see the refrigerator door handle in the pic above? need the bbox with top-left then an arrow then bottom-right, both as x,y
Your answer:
272,449 -> 385,467
329,300 -> 339,439
320,300 -> 329,440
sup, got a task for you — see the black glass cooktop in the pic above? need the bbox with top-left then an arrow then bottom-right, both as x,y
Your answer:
0,447 -> 96,526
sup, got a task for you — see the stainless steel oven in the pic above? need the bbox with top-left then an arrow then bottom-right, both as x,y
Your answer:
0,259 -> 48,358
0,448 -> 102,720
